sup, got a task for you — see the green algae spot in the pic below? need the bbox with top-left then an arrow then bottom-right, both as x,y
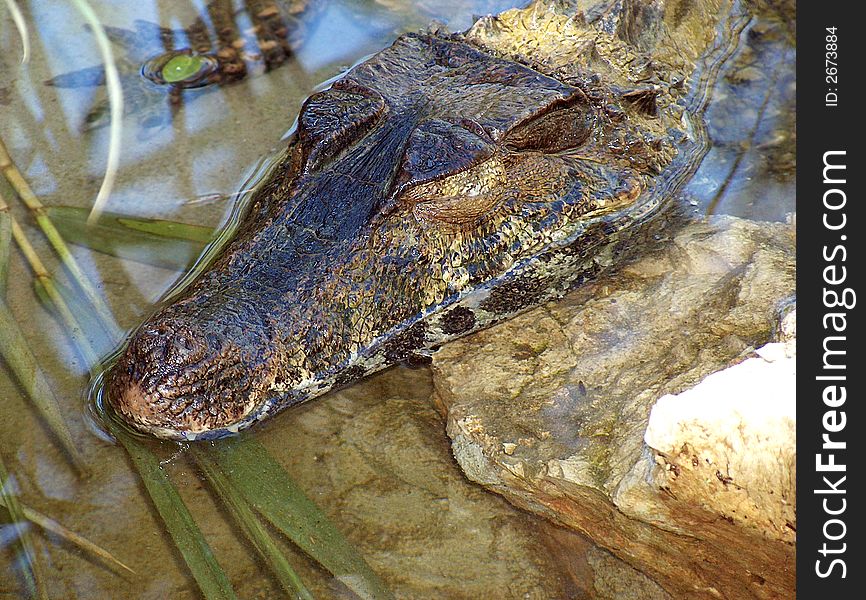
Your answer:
161,55 -> 205,83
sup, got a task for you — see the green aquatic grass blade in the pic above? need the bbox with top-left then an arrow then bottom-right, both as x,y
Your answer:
0,492 -> 135,575
1,190 -> 101,369
208,436 -> 393,600
193,449 -> 315,600
1,140 -> 123,344
0,299 -> 88,474
0,456 -> 49,600
0,208 -> 11,295
46,206 -> 214,270
108,422 -> 238,600
48,206 -> 215,243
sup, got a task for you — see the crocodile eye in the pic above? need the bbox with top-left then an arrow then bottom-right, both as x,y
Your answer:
395,119 -> 495,193
395,120 -> 508,230
296,87 -> 386,171
504,97 -> 595,153
142,51 -> 219,88
162,55 -> 207,83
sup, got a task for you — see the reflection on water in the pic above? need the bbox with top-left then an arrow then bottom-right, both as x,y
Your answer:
0,0 -> 794,597
685,10 -> 795,220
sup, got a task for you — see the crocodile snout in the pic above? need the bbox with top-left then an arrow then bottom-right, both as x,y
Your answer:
107,319 -> 260,440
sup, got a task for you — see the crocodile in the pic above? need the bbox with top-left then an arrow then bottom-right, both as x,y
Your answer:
46,0 -> 322,130
44,0 -> 511,131
105,0 -> 738,440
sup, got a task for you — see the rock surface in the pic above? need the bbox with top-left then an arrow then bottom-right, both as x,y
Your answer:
643,329 -> 795,544
254,366 -> 668,599
431,216 -> 796,599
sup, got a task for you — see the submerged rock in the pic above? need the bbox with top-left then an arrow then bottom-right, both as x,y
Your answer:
432,216 -> 795,599
249,366 -> 670,599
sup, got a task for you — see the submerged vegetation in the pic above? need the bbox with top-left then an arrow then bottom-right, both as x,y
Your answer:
1,130 -> 390,600
2,135 -> 391,600
0,3 -> 390,598
0,0 -> 798,595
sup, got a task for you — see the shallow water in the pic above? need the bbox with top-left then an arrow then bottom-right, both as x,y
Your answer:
0,0 -> 794,597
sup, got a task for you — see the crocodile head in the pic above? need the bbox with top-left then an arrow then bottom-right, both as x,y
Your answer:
106,1 -> 716,439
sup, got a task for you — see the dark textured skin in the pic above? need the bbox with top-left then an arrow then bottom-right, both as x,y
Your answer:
106,0 -> 721,439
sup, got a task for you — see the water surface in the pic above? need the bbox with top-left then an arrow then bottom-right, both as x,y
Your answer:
0,0 -> 794,597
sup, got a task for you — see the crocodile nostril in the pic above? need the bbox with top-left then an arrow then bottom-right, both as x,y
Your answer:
105,312 -> 262,439
163,331 -> 202,364
130,323 -> 215,371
